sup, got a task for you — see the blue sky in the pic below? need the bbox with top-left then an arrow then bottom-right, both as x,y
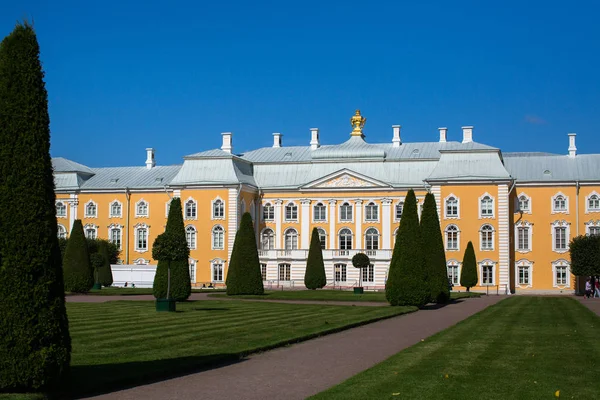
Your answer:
2,0 -> 599,167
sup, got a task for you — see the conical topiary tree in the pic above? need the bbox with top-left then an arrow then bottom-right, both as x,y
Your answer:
226,212 -> 264,295
97,240 -> 114,287
0,21 -> 71,391
420,193 -> 450,303
304,227 -> 327,289
385,190 -> 430,307
153,198 -> 191,301
63,220 -> 94,293
460,241 -> 478,291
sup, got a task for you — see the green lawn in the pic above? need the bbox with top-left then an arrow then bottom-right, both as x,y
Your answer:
13,300 -> 412,398
311,297 -> 600,400
209,290 -> 481,303
69,287 -> 226,296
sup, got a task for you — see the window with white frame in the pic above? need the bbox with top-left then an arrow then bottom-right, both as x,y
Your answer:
365,202 -> 378,221
317,228 -> 327,249
552,194 -> 568,213
278,263 -> 291,281
587,194 -> 600,212
56,201 -> 67,217
185,199 -> 197,219
284,229 -> 298,250
480,224 -> 494,250
313,202 -> 327,221
445,196 -> 459,218
447,260 -> 460,286
109,226 -> 122,250
334,263 -> 347,282
551,221 -> 569,252
587,221 -> 600,236
518,194 -> 530,212
84,225 -> 97,240
261,228 -> 275,249
136,200 -> 148,217
552,260 -> 570,287
189,259 -> 196,283
362,264 -> 374,283
480,195 -> 494,217
480,261 -> 495,286
186,225 -> 197,250
365,228 -> 379,250
285,203 -> 298,221
395,202 -> 404,221
516,221 -> 532,252
340,202 -> 353,222
445,225 -> 459,250
213,199 -> 225,219
339,228 -> 353,250
85,201 -> 97,217
212,225 -> 224,250
110,201 -> 122,218
260,263 -> 267,281
57,224 -> 67,239
263,203 -> 274,221
212,261 -> 224,282
516,260 -> 533,287
135,225 -> 148,251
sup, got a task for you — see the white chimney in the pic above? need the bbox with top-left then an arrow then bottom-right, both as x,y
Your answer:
392,125 -> 401,147
439,127 -> 447,143
145,148 -> 155,169
310,128 -> 320,150
462,126 -> 473,143
568,133 -> 577,157
221,132 -> 232,154
273,132 -> 282,148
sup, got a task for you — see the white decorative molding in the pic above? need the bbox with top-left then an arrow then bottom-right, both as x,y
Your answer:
133,258 -> 150,265
515,259 -> 534,289
444,193 -> 460,219
478,259 -> 497,286
184,197 -> 198,220
109,199 -> 123,218
211,224 -> 225,250
55,200 -> 68,219
300,200 -> 310,249
83,223 -> 98,239
551,259 -> 571,288
312,201 -> 328,223
284,201 -> 299,222
585,191 -> 600,214
585,219 -> 600,235
479,223 -> 495,251
302,169 -> 390,190
135,198 -> 149,218
108,223 -> 123,250
328,200 -> 336,249
551,220 -> 570,253
355,200 -> 363,249
444,224 -> 460,252
338,201 -> 354,223
497,184 -> 509,292
227,189 -> 238,262
363,200 -> 380,223
515,220 -> 533,253
517,192 -> 532,214
211,196 -> 226,220
382,198 -> 392,249
317,174 -> 376,188
478,192 -> 495,219
133,223 -> 150,253
84,200 -> 98,218
551,192 -> 569,214
447,259 -> 461,286
393,199 -> 405,222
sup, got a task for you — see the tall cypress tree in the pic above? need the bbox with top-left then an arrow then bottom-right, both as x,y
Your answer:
460,241 -> 478,291
0,22 -> 71,391
226,212 -> 264,295
385,190 -> 430,307
63,220 -> 93,293
420,193 -> 450,303
304,228 -> 326,289
153,198 -> 191,301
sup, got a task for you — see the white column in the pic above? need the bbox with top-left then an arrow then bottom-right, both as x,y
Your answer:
382,198 -> 392,249
498,184 -> 510,293
300,199 -> 311,249
274,200 -> 283,249
69,194 -> 78,230
227,188 -> 238,262
329,200 -> 336,249
354,200 -> 363,249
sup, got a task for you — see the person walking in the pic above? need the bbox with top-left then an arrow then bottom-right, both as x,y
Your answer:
594,277 -> 600,298
585,278 -> 592,299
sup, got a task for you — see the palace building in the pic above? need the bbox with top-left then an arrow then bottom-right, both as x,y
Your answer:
53,110 -> 600,294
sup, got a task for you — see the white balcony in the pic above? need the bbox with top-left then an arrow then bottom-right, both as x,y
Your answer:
258,249 -> 392,261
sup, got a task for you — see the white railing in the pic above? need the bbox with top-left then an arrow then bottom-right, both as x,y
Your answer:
258,249 -> 393,260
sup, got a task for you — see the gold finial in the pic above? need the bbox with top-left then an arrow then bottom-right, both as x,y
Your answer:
350,109 -> 366,137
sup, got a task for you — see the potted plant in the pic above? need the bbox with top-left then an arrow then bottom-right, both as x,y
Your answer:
352,252 -> 370,294
152,231 -> 189,312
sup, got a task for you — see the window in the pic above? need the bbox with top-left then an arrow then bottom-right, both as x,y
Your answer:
365,202 -> 378,221
340,202 -> 353,222
212,262 -> 224,282
517,225 -> 531,251
212,226 -> 224,250
480,224 -> 494,250
447,261 -> 460,285
260,263 -> 267,281
185,199 -> 197,219
85,201 -> 97,217
213,199 -> 224,219
445,196 -> 458,218
518,195 -> 530,212
110,227 -> 122,250
186,226 -> 197,250
263,203 -> 274,221
395,202 -> 404,221
480,195 -> 493,217
553,194 -> 567,212
56,202 -> 66,217
556,266 -> 568,286
552,221 -> 570,252
339,228 -> 353,250
313,202 -> 327,221
110,201 -> 122,217
189,259 -> 196,283
285,203 -> 298,221
317,228 -> 327,249
365,228 -> 379,250
136,200 -> 148,217
284,229 -> 298,250
445,225 -> 459,250
552,260 -> 570,287
278,263 -> 291,281
481,263 -> 494,286
261,228 -> 275,250
588,194 -> 600,212
362,264 -> 374,283
57,224 -> 67,239
590,226 -> 600,236
334,263 -> 347,282
517,261 -> 532,286
85,225 -> 97,240
136,227 -> 148,251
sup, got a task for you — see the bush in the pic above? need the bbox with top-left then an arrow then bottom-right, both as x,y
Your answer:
97,240 -> 114,287
63,220 -> 94,293
570,235 -> 600,277
385,189 -> 430,307
304,228 -> 327,289
58,237 -> 68,259
460,241 -> 478,291
420,193 -> 450,303
0,22 -> 71,391
226,212 -> 264,295
90,253 -> 104,284
86,238 -> 120,264
352,252 -> 370,269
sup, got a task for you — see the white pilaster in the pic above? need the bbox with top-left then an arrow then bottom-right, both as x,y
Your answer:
430,185 -> 441,218
227,188 -> 238,262
498,184 -> 510,293
300,199 -> 311,249
355,200 -> 363,249
329,200 -> 336,249
69,194 -> 78,230
274,200 -> 283,249
382,198 -> 392,249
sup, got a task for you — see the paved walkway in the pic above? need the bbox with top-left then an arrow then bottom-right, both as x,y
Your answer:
576,296 -> 600,316
84,295 -> 505,400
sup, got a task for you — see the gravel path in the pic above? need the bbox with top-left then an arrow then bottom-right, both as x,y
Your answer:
83,295 -> 505,400
576,296 -> 600,316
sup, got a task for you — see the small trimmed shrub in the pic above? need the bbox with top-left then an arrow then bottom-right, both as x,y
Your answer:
304,228 -> 327,289
460,241 -> 478,291
352,252 -> 370,269
226,212 -> 264,295
63,220 -> 93,293
570,235 -> 600,277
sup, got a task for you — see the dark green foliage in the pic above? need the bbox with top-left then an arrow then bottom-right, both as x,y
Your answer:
352,252 -> 370,269
420,193 -> 450,303
152,198 -> 191,301
0,22 -> 71,391
570,235 -> 600,277
90,253 -> 104,284
96,241 -> 113,287
58,237 -> 68,259
86,238 -> 120,264
63,220 -> 93,293
460,241 -> 478,291
385,190 -> 430,307
226,212 -> 265,295
304,228 -> 327,289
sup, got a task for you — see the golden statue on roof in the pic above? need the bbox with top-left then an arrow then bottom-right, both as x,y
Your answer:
350,109 -> 366,136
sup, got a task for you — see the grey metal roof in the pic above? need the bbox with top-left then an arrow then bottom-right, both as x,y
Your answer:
427,151 -> 511,181
81,165 -> 182,189
52,157 -> 94,174
185,149 -> 239,158
54,173 -> 82,190
170,158 -> 256,186
504,154 -> 600,182
311,136 -> 386,160
503,152 -> 559,158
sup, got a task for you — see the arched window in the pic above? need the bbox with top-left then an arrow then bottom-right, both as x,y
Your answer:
317,228 -> 327,249
212,226 -> 224,250
588,194 -> 600,211
313,202 -> 326,221
213,199 -> 224,218
445,196 -> 458,218
186,226 -> 197,250
110,226 -> 122,250
57,224 -> 67,239
84,224 -> 97,240
261,228 -> 274,249
85,201 -> 97,217
339,228 -> 353,250
135,226 -> 148,251
518,195 -> 530,212
365,202 -> 378,221
111,201 -> 122,217
285,203 -> 298,221
136,200 -> 148,217
365,228 -> 379,250
284,229 -> 298,250
447,260 -> 460,285
185,199 -> 197,219
480,195 -> 493,217
480,224 -> 494,250
395,202 -> 404,221
340,202 -> 353,221
263,203 -> 274,221
516,221 -> 532,252
445,225 -> 459,250
56,202 -> 66,217
553,195 -> 567,212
